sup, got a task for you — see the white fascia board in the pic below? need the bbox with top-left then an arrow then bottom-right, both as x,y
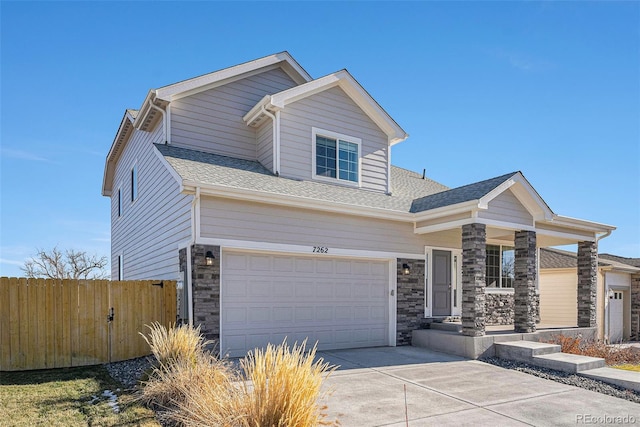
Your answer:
196,237 -> 424,261
242,94 -> 272,124
478,177 -> 516,209
152,145 -> 184,192
102,111 -> 136,196
549,215 -> 616,233
181,179 -> 413,222
414,217 -> 535,235
478,172 -> 553,221
412,200 -> 479,222
535,227 -> 597,243
269,70 -> 408,144
133,91 -> 156,129
155,52 -> 312,101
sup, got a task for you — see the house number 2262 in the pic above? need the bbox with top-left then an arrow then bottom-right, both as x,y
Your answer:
313,246 -> 328,254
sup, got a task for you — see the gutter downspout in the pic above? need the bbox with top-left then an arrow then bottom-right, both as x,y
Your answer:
149,102 -> 168,144
166,103 -> 172,144
261,105 -> 279,176
275,110 -> 281,175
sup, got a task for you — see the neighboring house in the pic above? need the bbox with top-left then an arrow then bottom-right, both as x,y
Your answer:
540,248 -> 640,342
102,52 -> 616,357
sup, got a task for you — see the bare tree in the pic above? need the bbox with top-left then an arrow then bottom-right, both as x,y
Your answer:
22,247 -> 109,280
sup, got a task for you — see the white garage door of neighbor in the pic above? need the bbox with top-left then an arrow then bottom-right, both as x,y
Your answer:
609,291 -> 624,343
221,251 -> 390,357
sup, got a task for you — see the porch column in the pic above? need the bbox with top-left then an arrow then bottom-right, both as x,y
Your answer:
577,241 -> 597,327
514,230 -> 537,333
462,223 -> 486,337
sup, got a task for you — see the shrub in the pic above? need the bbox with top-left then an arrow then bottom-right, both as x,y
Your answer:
140,322 -> 212,368
138,325 -> 337,426
139,352 -> 237,416
544,334 -> 640,366
238,339 -> 336,427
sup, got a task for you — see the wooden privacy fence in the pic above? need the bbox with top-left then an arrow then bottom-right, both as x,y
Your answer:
0,278 -> 176,371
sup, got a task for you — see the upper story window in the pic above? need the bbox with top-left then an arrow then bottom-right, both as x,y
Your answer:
312,127 -> 361,185
486,244 -> 515,288
131,164 -> 138,202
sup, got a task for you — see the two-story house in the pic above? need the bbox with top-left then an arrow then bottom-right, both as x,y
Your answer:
102,52 -> 615,357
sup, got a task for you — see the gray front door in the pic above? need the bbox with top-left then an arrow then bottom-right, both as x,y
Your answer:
432,250 -> 451,316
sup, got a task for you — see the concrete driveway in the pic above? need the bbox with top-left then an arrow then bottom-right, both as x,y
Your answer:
316,346 -> 640,426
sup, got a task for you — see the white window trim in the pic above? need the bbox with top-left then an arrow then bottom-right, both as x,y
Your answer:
311,127 -> 362,187
486,244 -> 515,289
130,161 -> 138,203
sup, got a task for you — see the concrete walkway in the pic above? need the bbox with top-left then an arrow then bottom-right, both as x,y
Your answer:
317,346 -> 640,426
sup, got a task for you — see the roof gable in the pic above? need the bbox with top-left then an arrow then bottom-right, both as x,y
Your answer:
102,109 -> 137,196
155,52 -> 312,101
243,69 -> 408,145
410,171 -> 554,221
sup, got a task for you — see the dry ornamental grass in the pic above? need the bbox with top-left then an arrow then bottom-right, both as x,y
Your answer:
544,334 -> 640,366
139,323 -> 337,427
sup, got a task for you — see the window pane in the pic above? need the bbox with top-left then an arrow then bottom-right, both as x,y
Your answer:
316,136 -> 337,178
486,245 -> 500,287
338,141 -> 358,182
501,246 -> 515,288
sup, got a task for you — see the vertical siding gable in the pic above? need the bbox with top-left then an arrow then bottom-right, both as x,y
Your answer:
278,86 -> 389,193
170,67 -> 298,160
111,123 -> 192,281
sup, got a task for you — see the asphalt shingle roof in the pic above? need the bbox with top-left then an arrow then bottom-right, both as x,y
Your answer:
155,144 -> 520,215
540,248 -> 640,271
410,172 -> 517,213
599,254 -> 640,269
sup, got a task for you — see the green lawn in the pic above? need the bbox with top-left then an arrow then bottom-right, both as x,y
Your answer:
0,365 -> 159,427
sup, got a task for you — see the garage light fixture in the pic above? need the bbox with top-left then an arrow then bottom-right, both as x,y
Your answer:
402,263 -> 411,275
205,251 -> 215,266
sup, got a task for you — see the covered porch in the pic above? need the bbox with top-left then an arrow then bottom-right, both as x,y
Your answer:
409,172 -> 615,338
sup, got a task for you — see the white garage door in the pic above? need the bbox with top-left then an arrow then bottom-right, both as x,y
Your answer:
221,251 -> 390,357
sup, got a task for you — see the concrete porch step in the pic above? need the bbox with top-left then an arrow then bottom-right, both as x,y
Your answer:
579,367 -> 640,392
429,322 -> 462,332
495,340 -> 606,373
495,340 -> 561,362
532,352 -> 606,373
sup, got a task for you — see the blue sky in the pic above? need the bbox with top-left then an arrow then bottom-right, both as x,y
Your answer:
1,1 -> 638,277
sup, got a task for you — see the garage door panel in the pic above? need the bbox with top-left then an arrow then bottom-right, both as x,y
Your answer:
249,255 -> 271,270
222,252 -> 390,357
295,258 -> 314,272
294,281 -> 314,297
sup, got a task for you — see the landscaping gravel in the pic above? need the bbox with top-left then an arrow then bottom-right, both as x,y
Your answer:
104,353 -> 640,406
104,356 -> 155,389
481,357 -> 640,404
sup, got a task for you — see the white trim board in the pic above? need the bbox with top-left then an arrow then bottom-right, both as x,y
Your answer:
197,237 -> 424,261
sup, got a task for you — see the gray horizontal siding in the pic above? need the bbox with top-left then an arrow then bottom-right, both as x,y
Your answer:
200,197 -> 428,254
170,68 -> 297,159
478,189 -> 533,226
256,120 -> 273,172
279,86 -> 389,193
111,124 -> 192,281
